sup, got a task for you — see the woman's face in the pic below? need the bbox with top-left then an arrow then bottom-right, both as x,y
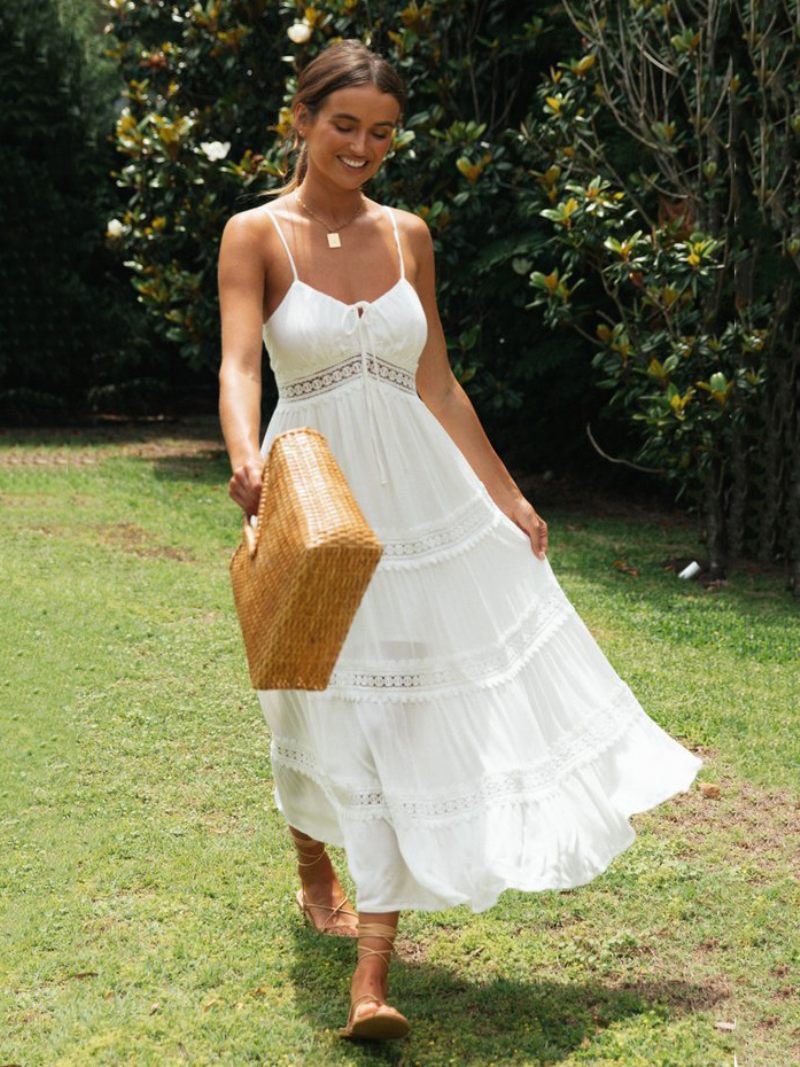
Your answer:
295,84 -> 401,189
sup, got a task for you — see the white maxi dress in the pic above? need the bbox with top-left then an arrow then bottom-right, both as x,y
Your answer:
256,202 -> 703,914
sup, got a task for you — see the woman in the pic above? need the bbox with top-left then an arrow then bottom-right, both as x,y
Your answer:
217,39 -> 703,1042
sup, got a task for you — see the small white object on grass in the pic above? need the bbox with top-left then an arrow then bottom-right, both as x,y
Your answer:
678,560 -> 701,580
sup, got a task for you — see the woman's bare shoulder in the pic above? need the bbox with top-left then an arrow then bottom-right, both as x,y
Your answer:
381,205 -> 431,262
220,200 -> 295,274
223,200 -> 287,235
385,204 -> 429,232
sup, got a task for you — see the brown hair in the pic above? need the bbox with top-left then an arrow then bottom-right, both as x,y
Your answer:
260,39 -> 407,200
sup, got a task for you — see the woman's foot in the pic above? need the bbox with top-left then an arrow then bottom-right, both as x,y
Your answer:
340,918 -> 409,1040
290,828 -> 358,938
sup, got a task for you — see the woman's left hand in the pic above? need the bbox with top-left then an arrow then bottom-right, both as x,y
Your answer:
505,497 -> 548,560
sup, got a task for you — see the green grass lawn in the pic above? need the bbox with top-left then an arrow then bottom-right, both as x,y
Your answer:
1,417 -> 798,1067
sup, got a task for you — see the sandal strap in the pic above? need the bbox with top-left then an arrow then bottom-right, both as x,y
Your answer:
357,945 -> 393,964
356,920 -> 398,964
296,851 -> 325,867
347,992 -> 390,1026
301,895 -> 358,924
357,921 -> 398,939
346,992 -> 408,1030
351,992 -> 386,1009
320,897 -> 358,920
344,992 -> 387,1031
289,830 -> 327,867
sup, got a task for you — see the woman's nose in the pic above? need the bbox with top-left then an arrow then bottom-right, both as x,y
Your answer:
348,131 -> 368,155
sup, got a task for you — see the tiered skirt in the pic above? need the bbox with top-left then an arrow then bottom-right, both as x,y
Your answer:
256,379 -> 703,912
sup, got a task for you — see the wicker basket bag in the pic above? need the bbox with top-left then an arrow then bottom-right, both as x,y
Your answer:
229,427 -> 383,690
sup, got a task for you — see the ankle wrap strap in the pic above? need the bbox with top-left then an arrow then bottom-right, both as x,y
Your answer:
290,829 -> 327,867
356,921 -> 398,965
294,845 -> 326,867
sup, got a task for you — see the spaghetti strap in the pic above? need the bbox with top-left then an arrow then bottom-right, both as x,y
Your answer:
383,205 -> 406,281
265,208 -> 298,282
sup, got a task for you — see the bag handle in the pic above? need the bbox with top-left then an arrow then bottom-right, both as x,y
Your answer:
242,449 -> 273,559
242,514 -> 258,559
240,429 -> 315,561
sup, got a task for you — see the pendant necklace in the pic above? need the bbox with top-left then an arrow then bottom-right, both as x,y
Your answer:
295,190 -> 366,248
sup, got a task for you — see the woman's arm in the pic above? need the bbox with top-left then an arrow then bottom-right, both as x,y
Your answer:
408,215 -> 548,560
217,211 -> 267,519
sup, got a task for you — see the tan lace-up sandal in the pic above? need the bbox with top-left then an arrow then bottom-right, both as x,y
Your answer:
338,921 -> 410,1040
290,831 -> 358,938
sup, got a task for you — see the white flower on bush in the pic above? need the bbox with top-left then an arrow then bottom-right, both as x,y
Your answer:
106,218 -> 125,239
287,21 -> 312,44
200,140 -> 231,162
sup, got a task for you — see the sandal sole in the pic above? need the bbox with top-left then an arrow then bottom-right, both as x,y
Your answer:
339,1010 -> 410,1040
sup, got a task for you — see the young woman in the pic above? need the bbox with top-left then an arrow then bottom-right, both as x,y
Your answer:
217,39 -> 703,1042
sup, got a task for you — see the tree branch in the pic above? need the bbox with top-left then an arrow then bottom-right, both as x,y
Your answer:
585,422 -> 666,473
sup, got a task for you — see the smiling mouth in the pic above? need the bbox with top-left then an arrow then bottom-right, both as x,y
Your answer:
338,156 -> 368,170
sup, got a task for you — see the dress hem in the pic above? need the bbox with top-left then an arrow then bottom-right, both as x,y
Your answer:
284,768 -> 698,914
269,731 -> 703,914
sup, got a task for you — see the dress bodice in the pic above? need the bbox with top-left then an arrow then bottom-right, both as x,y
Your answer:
261,202 -> 429,485
262,204 -> 428,394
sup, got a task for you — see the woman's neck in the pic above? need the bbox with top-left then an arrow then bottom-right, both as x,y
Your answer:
295,176 -> 366,222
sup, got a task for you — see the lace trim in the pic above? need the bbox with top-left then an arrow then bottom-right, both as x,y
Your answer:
379,491 -> 497,565
326,590 -> 575,702
279,352 -> 416,401
270,681 -> 643,824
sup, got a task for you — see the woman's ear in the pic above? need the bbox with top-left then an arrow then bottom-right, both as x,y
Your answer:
293,103 -> 310,139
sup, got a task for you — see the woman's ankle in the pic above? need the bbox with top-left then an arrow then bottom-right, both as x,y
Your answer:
289,827 -> 331,876
289,827 -> 323,850
351,957 -> 389,1000
298,853 -> 339,892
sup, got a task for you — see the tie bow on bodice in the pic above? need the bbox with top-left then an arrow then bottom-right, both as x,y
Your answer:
341,300 -> 389,486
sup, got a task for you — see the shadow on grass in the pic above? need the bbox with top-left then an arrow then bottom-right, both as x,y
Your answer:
150,452 -> 230,486
288,925 -> 724,1064
0,417 -> 232,488
0,415 -> 221,448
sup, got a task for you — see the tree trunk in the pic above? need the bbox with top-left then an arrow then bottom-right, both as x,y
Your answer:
757,362 -> 782,563
787,343 -> 800,598
703,456 -> 727,579
788,465 -> 800,599
727,415 -> 747,560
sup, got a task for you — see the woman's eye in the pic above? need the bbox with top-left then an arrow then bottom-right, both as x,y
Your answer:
335,124 -> 389,141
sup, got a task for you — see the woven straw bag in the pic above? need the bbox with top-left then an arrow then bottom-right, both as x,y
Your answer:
229,427 -> 383,690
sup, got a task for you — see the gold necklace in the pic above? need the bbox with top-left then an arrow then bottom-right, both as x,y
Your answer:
295,190 -> 366,248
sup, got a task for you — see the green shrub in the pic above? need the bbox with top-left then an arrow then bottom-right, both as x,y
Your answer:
106,0 -> 605,461
0,0 -> 163,423
518,0 -> 800,588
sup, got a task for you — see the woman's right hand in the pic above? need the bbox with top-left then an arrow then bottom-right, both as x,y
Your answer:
228,457 -> 264,520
